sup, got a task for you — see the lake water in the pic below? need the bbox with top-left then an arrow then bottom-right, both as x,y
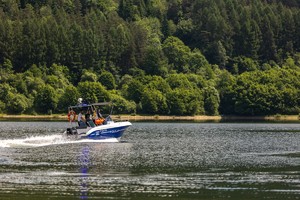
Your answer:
0,121 -> 299,199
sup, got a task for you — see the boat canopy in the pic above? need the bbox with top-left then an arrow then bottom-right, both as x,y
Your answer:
68,102 -> 112,109
91,102 -> 112,106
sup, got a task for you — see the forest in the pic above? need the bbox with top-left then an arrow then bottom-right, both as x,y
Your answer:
0,0 -> 300,116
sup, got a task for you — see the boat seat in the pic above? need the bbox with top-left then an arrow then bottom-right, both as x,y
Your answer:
77,121 -> 87,129
77,125 -> 87,129
87,120 -> 96,127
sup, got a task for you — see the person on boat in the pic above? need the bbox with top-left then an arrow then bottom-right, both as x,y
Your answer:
77,110 -> 85,126
67,109 -> 76,123
85,110 -> 91,121
94,109 -> 104,125
85,110 -> 95,127
97,108 -> 103,118
92,110 -> 98,123
92,110 -> 98,120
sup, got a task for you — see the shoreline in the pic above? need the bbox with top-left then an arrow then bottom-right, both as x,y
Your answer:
0,114 -> 299,122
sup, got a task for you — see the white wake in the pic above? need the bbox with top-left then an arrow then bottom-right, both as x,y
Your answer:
0,134 -> 119,148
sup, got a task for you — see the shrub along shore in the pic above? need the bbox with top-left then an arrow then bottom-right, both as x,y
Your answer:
0,114 -> 299,122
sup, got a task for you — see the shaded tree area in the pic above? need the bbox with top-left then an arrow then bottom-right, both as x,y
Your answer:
0,0 -> 299,116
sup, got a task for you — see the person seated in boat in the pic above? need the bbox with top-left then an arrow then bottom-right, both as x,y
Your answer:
85,110 -> 95,127
94,109 -> 105,125
94,117 -> 105,126
92,110 -> 98,124
92,110 -> 97,120
85,110 -> 91,121
96,108 -> 103,118
77,110 -> 86,126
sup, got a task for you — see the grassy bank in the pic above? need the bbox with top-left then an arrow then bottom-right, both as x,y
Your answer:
0,114 -> 299,122
0,114 -> 66,120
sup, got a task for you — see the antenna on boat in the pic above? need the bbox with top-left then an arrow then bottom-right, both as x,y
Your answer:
110,103 -> 114,115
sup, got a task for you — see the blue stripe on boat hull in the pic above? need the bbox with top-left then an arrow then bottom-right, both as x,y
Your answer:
81,126 -> 129,140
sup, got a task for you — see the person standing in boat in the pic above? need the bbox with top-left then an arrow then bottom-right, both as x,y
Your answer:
68,108 -> 76,123
78,110 -> 85,126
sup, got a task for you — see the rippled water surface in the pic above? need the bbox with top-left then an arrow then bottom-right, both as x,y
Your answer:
0,121 -> 300,199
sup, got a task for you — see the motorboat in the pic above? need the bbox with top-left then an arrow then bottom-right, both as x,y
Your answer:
65,100 -> 132,141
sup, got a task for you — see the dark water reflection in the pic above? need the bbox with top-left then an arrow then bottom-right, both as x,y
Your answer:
0,122 -> 300,199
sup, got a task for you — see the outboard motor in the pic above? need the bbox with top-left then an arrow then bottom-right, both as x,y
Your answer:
66,127 -> 78,135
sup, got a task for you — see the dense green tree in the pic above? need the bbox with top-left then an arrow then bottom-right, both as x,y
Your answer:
147,0 -> 167,19
124,79 -> 144,103
80,70 -> 98,82
0,20 -> 18,65
231,56 -> 259,74
118,0 -> 136,21
57,85 -> 80,112
0,59 -> 14,83
146,75 -> 171,94
188,49 -> 210,73
0,0 -> 299,116
234,83 -> 281,115
210,41 -> 228,68
175,18 -> 195,45
7,73 -> 28,95
161,16 -> 176,38
0,100 -> 5,113
185,74 -> 207,89
238,15 -> 261,59
231,68 -> 300,115
6,92 -> 30,114
23,73 -> 45,98
141,87 -> 168,114
106,23 -> 133,75
166,89 -> 186,115
26,64 -> 43,78
0,83 -> 16,103
109,92 -> 136,114
34,84 -> 58,114
46,75 -> 64,90
216,70 -> 236,115
166,73 -> 193,89
77,81 -> 109,103
68,23 -> 84,83
47,64 -> 70,86
130,23 -> 148,67
203,86 -> 220,116
142,37 -> 168,76
166,87 -> 204,115
162,36 -> 190,72
259,16 -> 278,62
98,71 -> 116,90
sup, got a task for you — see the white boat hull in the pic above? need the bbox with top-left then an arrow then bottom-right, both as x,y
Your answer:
66,121 -> 132,140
